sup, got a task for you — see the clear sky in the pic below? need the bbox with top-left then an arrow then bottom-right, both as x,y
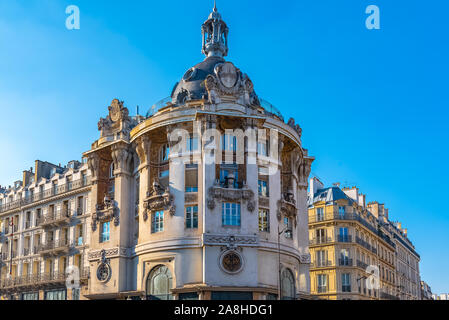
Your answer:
0,0 -> 448,294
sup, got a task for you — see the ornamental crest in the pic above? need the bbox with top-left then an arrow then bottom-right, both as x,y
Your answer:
217,62 -> 238,88
92,197 -> 119,231
143,180 -> 176,220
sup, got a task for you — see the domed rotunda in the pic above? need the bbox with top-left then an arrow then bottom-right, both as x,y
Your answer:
84,3 -> 314,300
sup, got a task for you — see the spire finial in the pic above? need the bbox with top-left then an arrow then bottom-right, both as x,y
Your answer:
202,2 -> 229,58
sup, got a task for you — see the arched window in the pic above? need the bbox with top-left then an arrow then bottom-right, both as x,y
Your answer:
281,268 -> 295,300
146,265 -> 173,300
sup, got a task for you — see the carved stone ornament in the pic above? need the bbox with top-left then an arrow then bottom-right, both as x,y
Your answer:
143,179 -> 176,220
97,99 -> 133,138
95,249 -> 112,283
277,192 -> 298,226
205,62 -> 256,106
207,182 -> 255,212
287,117 -> 302,139
299,253 -> 311,264
203,234 -> 258,250
220,250 -> 244,275
91,197 -> 119,231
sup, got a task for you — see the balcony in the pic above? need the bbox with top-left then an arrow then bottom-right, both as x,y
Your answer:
310,237 -> 332,245
37,212 -> 72,228
380,291 -> 400,300
0,267 -> 90,293
311,260 -> 332,268
309,213 -> 379,235
0,252 -> 7,261
23,248 -> 30,256
337,235 -> 353,243
339,258 -> 354,266
355,236 -> 372,251
0,177 -> 91,214
37,239 -> 71,257
317,286 -> 328,294
356,260 -> 369,270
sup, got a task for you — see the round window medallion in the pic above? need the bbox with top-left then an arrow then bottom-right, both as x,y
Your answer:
97,263 -> 111,283
220,251 -> 243,274
182,68 -> 196,82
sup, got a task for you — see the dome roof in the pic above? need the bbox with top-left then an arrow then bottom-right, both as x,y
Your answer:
171,56 -> 225,104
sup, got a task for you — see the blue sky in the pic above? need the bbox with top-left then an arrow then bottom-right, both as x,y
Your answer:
0,0 -> 448,294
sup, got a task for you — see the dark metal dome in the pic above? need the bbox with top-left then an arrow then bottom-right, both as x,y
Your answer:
171,56 -> 225,104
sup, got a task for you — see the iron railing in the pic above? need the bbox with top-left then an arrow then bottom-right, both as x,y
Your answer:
37,212 -> 71,227
0,267 -> 90,290
309,237 -> 332,245
0,177 -> 91,214
339,258 -> 354,266
311,260 -> 332,268
337,235 -> 353,243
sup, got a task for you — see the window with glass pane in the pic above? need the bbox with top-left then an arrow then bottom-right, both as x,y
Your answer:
222,134 -> 237,152
185,164 -> 198,192
284,217 -> 292,238
258,209 -> 269,232
100,222 -> 110,243
316,229 -> 326,244
152,211 -> 164,233
316,207 -> 324,221
340,249 -> 350,265
161,144 -> 170,162
338,206 -> 345,218
257,141 -> 268,156
146,265 -> 173,300
186,137 -> 199,152
186,206 -> 198,229
222,203 -> 241,226
220,166 -> 239,189
342,273 -> 351,292
317,274 -> 328,293
316,250 -> 327,267
281,269 -> 295,300
258,180 -> 269,197
339,227 -> 349,242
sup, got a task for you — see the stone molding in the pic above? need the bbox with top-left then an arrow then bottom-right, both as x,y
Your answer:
202,234 -> 258,250
87,247 -> 129,261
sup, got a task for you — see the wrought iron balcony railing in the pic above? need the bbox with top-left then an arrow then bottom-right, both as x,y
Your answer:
337,235 -> 353,243
37,239 -> 71,256
37,212 -> 72,228
311,260 -> 332,268
339,258 -> 354,266
356,260 -> 369,270
0,177 -> 91,214
309,237 -> 333,245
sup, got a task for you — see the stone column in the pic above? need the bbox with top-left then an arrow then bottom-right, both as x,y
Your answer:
135,135 -> 151,238
167,125 -> 186,235
244,119 -> 258,235
111,142 -> 134,292
201,115 -> 218,233
111,143 -> 133,246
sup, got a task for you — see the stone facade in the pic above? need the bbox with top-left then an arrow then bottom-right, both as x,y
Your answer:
0,4 -> 314,300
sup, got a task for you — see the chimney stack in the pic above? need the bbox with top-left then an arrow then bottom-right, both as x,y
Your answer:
309,177 -> 324,202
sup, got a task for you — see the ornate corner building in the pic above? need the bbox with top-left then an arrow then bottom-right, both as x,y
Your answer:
0,5 -> 314,300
